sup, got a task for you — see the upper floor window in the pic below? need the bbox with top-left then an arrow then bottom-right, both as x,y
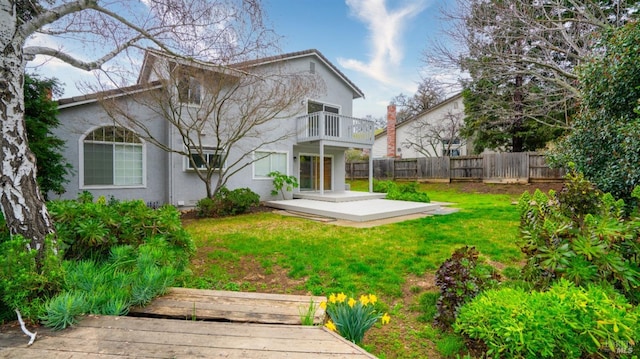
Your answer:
186,147 -> 225,171
308,101 -> 339,114
83,126 -> 144,187
178,76 -> 202,105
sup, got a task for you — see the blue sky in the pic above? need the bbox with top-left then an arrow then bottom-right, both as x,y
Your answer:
28,0 -> 456,119
264,0 -> 455,118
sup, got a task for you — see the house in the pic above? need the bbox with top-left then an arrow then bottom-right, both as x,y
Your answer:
53,49 -> 375,206
372,93 -> 468,159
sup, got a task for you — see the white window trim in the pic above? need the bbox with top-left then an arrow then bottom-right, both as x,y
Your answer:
79,125 -> 147,190
306,99 -> 342,114
252,150 -> 289,180
184,147 -> 226,171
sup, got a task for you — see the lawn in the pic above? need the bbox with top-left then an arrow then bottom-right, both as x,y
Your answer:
182,181 -> 562,358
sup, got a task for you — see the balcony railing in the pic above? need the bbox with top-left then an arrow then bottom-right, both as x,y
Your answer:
296,112 -> 375,146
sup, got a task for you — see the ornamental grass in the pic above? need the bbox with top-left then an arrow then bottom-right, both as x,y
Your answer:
321,293 -> 390,345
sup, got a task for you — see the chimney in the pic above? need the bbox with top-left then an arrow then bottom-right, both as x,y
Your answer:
386,104 -> 397,158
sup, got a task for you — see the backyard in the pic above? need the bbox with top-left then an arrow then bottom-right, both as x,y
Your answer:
182,180 -> 564,358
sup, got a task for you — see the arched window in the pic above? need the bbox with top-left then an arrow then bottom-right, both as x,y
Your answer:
82,126 -> 144,187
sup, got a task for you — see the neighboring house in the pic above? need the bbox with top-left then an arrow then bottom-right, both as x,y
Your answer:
372,93 -> 468,159
53,49 -> 374,206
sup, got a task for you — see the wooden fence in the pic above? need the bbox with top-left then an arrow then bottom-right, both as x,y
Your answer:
346,152 -> 565,183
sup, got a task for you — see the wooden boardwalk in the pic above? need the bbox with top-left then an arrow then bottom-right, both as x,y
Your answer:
0,289 -> 377,358
128,287 -> 327,325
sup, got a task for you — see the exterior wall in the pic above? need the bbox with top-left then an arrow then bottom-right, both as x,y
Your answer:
52,98 -> 169,204
373,95 -> 467,159
54,52 -> 360,205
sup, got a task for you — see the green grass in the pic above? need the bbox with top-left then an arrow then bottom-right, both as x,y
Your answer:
183,181 -> 534,357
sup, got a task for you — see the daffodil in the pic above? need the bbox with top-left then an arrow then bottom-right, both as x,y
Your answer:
319,301 -> 327,310
359,294 -> 370,306
348,297 -> 357,308
381,312 -> 391,325
329,293 -> 337,303
336,292 -> 347,303
368,294 -> 377,305
325,320 -> 337,332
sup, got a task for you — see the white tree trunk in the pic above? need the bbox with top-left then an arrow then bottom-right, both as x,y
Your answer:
0,2 -> 56,262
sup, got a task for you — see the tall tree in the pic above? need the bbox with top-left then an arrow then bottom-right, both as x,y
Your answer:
428,0 -> 637,152
402,109 -> 466,157
0,0 -> 275,264
23,74 -> 71,199
391,77 -> 445,122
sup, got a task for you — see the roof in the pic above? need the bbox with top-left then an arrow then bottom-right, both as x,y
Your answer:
59,48 -> 365,108
230,49 -> 364,99
57,81 -> 164,109
375,92 -> 464,139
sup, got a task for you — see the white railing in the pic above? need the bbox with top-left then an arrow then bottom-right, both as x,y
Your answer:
296,112 -> 375,145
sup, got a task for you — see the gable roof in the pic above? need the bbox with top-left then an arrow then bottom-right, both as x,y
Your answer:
375,92 -> 464,139
230,49 -> 364,100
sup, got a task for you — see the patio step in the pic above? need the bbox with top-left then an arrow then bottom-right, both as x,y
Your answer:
293,191 -> 386,202
266,198 -> 440,222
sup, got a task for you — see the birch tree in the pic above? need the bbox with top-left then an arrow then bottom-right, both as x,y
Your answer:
0,0 -> 274,263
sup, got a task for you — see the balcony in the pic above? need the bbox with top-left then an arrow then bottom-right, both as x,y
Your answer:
296,112 -> 375,146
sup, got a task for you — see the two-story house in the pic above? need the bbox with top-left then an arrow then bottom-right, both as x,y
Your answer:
53,49 -> 375,206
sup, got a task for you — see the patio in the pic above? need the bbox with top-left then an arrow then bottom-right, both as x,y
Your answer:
265,191 -> 442,222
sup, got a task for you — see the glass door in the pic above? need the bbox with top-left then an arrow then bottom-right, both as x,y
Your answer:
299,155 -> 332,191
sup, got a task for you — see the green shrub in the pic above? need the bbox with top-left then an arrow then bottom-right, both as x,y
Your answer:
455,279 -> 640,358
0,236 -> 63,322
373,180 -> 430,203
518,170 -> 640,302
434,246 -> 499,330
268,171 -> 299,199
197,187 -> 260,217
48,196 -> 195,261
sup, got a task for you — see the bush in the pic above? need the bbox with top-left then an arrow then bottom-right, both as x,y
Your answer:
373,180 -> 430,203
518,170 -> 640,302
196,187 -> 260,217
455,279 -> 640,358
434,246 -> 498,330
48,196 -> 195,261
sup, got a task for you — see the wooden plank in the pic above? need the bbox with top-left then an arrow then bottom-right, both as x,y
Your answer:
129,288 -> 326,325
0,316 -> 376,359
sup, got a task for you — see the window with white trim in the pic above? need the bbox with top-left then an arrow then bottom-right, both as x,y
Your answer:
254,151 -> 287,178
186,147 -> 225,170
83,126 -> 144,186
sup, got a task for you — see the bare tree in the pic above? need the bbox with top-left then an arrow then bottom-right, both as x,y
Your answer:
402,110 -> 466,157
426,0 -> 636,151
391,77 -> 445,122
98,50 -> 323,198
0,0 -> 274,262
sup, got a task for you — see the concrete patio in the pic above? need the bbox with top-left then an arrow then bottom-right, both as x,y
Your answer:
265,191 -> 442,222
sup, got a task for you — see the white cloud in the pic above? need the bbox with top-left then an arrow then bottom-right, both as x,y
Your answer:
338,0 -> 429,85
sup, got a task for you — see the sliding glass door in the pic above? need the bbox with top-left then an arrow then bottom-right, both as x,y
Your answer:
299,155 -> 332,191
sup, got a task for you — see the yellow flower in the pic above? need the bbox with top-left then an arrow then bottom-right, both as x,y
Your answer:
359,294 -> 370,306
381,313 -> 391,325
348,297 -> 357,308
319,301 -> 326,310
329,293 -> 337,303
368,294 -> 378,305
325,320 -> 337,332
336,292 -> 347,303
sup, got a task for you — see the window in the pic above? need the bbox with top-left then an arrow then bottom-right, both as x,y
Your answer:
178,76 -> 201,105
442,148 -> 461,157
186,147 -> 225,170
308,101 -> 340,137
83,126 -> 144,187
254,151 -> 287,178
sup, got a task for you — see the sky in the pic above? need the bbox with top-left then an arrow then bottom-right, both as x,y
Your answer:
28,0 -> 458,120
